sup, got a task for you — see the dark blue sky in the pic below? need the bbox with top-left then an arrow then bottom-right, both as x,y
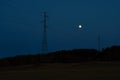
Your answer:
0,0 -> 120,58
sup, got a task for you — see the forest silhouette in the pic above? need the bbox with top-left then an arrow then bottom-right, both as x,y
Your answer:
0,45 -> 120,66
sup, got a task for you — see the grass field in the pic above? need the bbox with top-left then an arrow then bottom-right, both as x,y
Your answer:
0,62 -> 120,80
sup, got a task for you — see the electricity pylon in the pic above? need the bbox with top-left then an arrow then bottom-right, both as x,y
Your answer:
41,12 -> 48,53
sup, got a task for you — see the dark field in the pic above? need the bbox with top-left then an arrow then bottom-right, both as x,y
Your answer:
0,62 -> 120,80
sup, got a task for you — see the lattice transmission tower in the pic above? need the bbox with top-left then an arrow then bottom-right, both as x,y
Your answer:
41,12 -> 48,53
98,34 -> 101,51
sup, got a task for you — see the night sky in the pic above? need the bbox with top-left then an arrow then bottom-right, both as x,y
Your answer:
0,0 -> 120,58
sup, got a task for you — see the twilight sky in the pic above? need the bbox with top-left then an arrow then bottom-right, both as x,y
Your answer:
0,0 -> 120,58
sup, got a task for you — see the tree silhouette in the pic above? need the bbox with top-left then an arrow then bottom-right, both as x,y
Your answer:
0,46 -> 120,66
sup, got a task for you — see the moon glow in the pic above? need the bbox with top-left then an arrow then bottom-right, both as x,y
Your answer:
78,25 -> 82,29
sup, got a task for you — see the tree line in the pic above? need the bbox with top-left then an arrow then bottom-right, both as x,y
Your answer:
0,46 -> 120,66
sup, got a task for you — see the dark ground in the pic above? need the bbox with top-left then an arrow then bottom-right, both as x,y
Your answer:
0,61 -> 120,80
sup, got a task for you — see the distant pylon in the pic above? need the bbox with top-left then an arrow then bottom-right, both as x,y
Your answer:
98,34 -> 101,51
41,12 -> 48,53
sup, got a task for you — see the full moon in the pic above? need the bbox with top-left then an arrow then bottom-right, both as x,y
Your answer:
78,25 -> 82,29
